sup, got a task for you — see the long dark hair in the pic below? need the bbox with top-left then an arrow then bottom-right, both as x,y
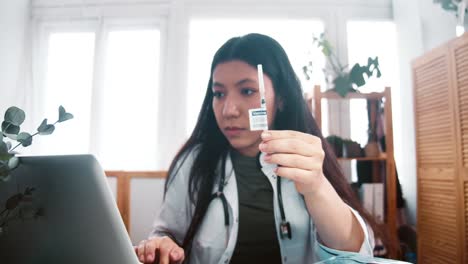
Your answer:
165,33 -> 396,259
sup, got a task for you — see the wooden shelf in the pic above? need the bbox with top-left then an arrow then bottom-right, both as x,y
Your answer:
311,85 -> 398,259
319,90 -> 385,100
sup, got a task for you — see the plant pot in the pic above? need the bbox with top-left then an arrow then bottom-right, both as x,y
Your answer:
343,140 -> 363,158
325,135 -> 343,158
364,141 -> 381,157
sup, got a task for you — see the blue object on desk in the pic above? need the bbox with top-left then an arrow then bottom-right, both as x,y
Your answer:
315,254 -> 413,264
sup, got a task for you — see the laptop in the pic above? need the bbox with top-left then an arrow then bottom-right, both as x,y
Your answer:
0,155 -> 140,264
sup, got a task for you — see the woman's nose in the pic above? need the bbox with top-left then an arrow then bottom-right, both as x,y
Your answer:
222,97 -> 240,118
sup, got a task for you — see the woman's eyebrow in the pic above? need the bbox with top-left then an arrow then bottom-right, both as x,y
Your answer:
212,82 -> 225,88
235,78 -> 257,87
213,78 -> 257,88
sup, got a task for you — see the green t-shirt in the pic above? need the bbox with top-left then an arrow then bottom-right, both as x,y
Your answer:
229,149 -> 282,264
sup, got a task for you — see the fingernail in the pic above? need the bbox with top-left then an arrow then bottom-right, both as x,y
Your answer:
259,143 -> 266,150
264,154 -> 271,161
261,132 -> 271,139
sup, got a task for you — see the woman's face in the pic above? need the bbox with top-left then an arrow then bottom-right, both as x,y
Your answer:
212,60 -> 278,157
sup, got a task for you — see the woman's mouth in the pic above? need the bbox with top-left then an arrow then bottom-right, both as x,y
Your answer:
224,127 -> 246,137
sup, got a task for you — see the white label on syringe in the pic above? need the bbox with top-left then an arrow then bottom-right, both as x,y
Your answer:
249,108 -> 268,131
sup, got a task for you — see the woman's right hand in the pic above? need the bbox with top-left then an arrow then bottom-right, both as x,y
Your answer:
134,236 -> 185,264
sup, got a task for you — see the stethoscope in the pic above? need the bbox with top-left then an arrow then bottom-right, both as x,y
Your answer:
210,151 -> 292,240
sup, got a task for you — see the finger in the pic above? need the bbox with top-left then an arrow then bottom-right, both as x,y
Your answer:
169,247 -> 185,263
265,153 -> 323,171
159,237 -> 177,264
144,239 -> 159,263
275,166 -> 321,185
260,138 -> 324,157
261,130 -> 321,145
137,240 -> 147,263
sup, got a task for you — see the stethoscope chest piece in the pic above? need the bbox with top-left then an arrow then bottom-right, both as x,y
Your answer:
280,221 -> 292,239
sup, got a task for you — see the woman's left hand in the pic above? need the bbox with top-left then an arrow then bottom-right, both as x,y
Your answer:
259,130 -> 326,196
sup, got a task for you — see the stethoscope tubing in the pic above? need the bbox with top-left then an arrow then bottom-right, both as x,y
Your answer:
213,151 -> 292,239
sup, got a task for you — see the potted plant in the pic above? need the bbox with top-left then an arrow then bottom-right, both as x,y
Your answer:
303,33 -> 382,97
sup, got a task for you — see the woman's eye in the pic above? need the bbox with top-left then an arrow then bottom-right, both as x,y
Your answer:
213,91 -> 225,98
241,88 -> 254,96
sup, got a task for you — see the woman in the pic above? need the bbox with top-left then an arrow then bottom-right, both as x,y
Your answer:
135,33 -> 391,264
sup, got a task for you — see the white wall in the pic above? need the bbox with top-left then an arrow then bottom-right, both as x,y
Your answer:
0,0 -> 31,112
392,0 -> 423,227
418,0 -> 458,51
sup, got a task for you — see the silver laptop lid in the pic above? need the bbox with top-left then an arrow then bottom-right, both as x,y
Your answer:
0,155 -> 140,264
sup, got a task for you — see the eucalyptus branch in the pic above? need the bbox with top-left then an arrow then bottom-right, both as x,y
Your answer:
0,105 -> 73,182
0,106 -> 73,238
10,132 -> 39,153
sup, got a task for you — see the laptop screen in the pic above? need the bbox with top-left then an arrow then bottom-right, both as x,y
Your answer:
0,155 -> 140,264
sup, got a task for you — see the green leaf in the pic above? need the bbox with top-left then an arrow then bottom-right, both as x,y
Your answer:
434,0 -> 458,12
4,106 -> 25,126
367,57 -> 381,78
302,65 -> 313,81
58,105 -> 74,122
349,63 -> 366,87
17,132 -> 32,147
333,75 -> 354,97
37,119 -> 55,135
2,121 -> 20,136
8,156 -> 19,170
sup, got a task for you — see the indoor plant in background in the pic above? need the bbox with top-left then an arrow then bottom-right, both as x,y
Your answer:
303,33 -> 382,97
0,106 -> 73,235
434,0 -> 468,30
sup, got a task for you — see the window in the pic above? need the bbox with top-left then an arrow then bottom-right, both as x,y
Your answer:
40,32 -> 96,154
98,29 -> 161,170
346,21 -> 399,182
347,21 -> 398,146
186,19 -> 325,135
37,26 -> 161,170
